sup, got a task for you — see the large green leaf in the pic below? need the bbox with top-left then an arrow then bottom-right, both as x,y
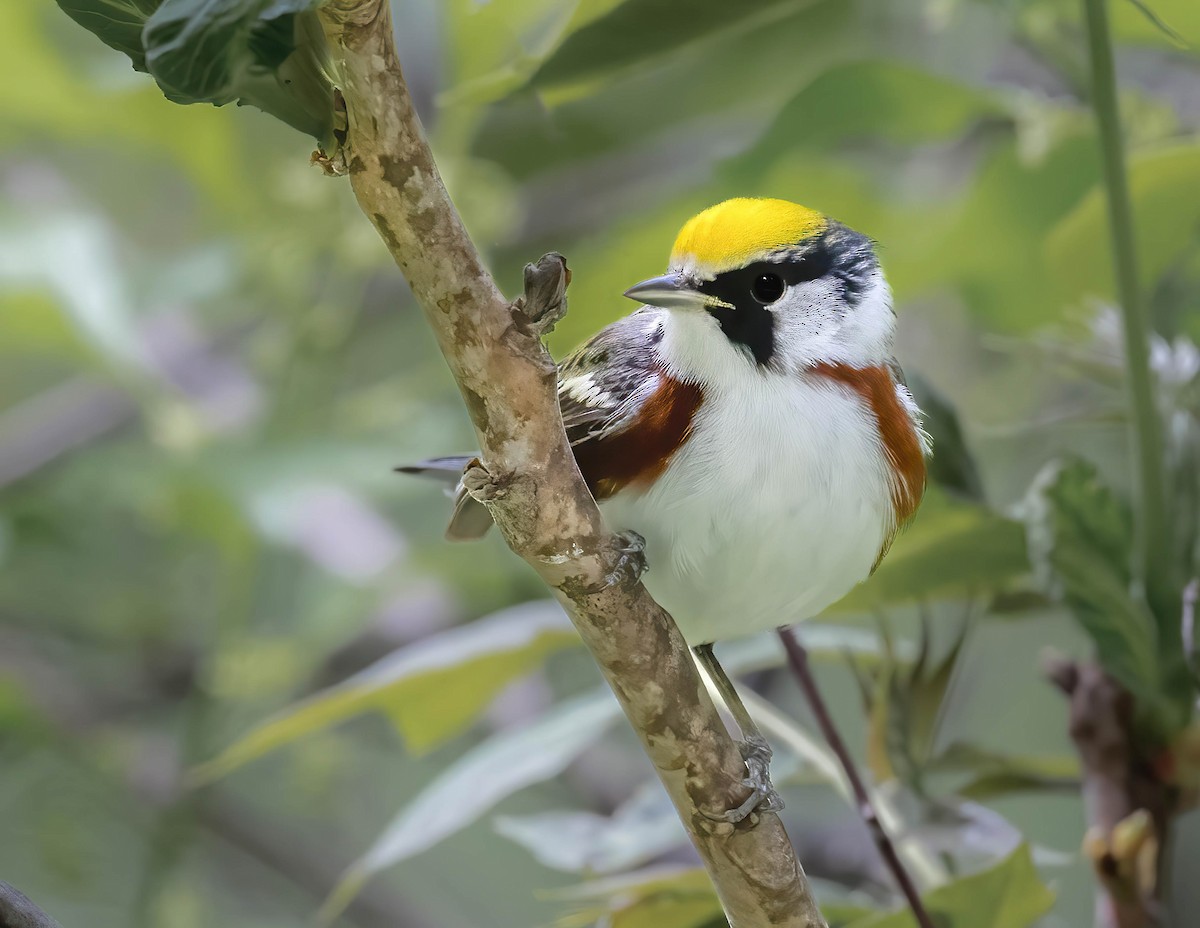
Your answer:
931,742 -> 1080,800
1020,0 -> 1199,53
320,688 -> 624,924
549,867 -> 725,928
54,0 -> 334,141
472,0 -> 858,185
528,0 -> 812,92
832,490 -> 1029,613
1046,144 -> 1200,309
494,780 -> 685,875
846,844 -> 1054,928
190,602 -> 581,782
1113,0 -> 1200,49
54,0 -> 160,68
736,61 -> 1007,173
907,372 -> 986,502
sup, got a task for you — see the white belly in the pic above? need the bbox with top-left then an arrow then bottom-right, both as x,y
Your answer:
599,374 -> 893,645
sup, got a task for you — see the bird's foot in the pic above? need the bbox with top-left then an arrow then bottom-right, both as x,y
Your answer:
513,253 -> 570,337
711,734 -> 784,825
461,459 -> 511,503
608,530 -> 648,589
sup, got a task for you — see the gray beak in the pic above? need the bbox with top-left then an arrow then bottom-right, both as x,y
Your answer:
623,272 -> 707,310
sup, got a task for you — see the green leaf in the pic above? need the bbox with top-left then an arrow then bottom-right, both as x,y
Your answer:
717,622 -> 918,675
1021,459 -> 1162,700
1111,0 -> 1200,50
832,490 -> 1029,613
549,867 -> 723,928
528,0 -> 809,93
902,619 -> 969,768
54,0 -> 160,69
0,217 -> 156,385
54,0 -> 334,142
1023,459 -> 1193,736
907,372 -> 985,502
846,844 -> 1054,928
931,742 -> 1080,800
494,780 -> 684,875
1121,0 -> 1193,49
1046,144 -> 1200,310
473,0 -> 858,185
1023,0 -> 1199,54
191,602 -> 581,782
321,688 -> 623,924
736,61 -> 1007,173
824,904 -> 880,927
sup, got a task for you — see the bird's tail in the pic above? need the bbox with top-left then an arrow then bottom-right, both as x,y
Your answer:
395,455 -> 476,484
395,455 -> 495,541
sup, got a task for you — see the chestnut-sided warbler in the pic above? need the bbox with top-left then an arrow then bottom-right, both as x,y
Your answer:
405,197 -> 930,820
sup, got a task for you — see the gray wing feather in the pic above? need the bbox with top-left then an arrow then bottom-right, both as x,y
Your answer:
557,308 -> 666,445
402,308 -> 666,542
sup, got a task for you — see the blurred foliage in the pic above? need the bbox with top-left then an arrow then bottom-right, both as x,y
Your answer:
4,0 -> 1199,926
845,844 -> 1055,928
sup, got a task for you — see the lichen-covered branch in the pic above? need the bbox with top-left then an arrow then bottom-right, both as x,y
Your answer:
314,1 -> 825,924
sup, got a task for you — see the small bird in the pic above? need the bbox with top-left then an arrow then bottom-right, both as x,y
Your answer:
404,198 -> 930,820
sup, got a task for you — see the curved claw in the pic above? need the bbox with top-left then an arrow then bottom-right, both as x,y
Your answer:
609,530 -> 648,588
708,733 -> 784,825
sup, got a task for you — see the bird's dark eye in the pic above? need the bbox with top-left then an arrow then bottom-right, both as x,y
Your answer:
750,273 -> 785,304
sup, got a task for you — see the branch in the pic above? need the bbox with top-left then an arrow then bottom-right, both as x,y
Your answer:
1046,658 -> 1176,928
0,883 -> 62,928
314,2 -> 825,924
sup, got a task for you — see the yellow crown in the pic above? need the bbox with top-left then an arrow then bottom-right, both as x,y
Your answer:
670,198 -> 827,276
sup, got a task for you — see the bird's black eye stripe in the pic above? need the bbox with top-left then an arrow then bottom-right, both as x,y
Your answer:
697,247 -> 832,309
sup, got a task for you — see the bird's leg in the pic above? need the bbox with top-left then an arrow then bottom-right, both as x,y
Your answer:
692,643 -> 784,824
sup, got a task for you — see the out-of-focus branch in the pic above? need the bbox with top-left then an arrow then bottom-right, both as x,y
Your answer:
314,2 -> 824,924
1046,658 -> 1177,928
0,882 -> 63,928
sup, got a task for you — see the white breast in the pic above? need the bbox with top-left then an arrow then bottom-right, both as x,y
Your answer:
599,372 -> 893,645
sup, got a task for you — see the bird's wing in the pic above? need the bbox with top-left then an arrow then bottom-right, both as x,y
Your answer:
556,308 -> 667,447
411,308 -> 669,540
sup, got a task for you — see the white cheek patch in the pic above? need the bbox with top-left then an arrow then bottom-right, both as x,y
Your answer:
769,271 -> 896,372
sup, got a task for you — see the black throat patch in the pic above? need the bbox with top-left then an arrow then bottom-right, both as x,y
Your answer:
703,300 -> 775,366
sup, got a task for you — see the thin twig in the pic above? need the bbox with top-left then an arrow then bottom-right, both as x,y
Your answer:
779,628 -> 936,928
